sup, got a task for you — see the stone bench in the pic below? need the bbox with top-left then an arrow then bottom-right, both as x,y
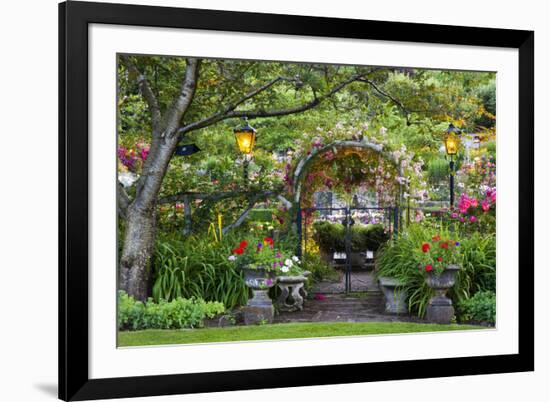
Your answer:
276,271 -> 311,312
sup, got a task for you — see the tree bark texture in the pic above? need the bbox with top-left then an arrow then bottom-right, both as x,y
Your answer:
119,57 -> 200,300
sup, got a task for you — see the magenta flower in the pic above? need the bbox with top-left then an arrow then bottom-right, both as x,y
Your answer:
140,147 -> 150,161
470,215 -> 477,223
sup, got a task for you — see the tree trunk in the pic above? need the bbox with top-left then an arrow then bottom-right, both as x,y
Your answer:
119,137 -> 180,300
119,205 -> 157,301
118,58 -> 200,301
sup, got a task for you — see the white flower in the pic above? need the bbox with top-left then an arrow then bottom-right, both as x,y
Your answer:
268,225 -> 274,230
292,256 -> 300,263
228,255 -> 236,261
284,259 -> 293,267
281,266 -> 290,273
379,126 -> 387,135
118,172 -> 138,188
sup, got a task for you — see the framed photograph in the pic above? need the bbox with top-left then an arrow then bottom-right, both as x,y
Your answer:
59,1 -> 534,400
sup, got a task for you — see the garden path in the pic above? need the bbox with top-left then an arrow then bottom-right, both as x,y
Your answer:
274,271 -> 423,324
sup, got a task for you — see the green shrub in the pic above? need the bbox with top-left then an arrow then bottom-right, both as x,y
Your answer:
362,224 -> 389,252
375,224 -> 496,317
313,221 -> 389,253
247,208 -> 276,222
312,221 -> 344,252
427,158 -> 450,182
118,291 -> 225,331
302,252 -> 339,282
457,291 -> 496,324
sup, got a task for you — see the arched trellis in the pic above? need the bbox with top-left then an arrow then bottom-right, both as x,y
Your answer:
289,140 -> 404,260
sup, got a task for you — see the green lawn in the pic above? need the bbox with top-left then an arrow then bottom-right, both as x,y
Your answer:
118,321 -> 484,347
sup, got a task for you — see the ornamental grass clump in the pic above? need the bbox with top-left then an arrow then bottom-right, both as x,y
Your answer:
151,233 -> 250,308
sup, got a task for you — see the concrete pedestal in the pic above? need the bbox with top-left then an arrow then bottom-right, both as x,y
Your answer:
243,289 -> 274,325
426,293 -> 454,324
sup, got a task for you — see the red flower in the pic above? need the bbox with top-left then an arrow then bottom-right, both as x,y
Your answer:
422,243 -> 430,253
239,240 -> 248,248
232,247 -> 244,255
432,235 -> 441,242
437,257 -> 443,262
263,237 -> 274,246
425,264 -> 433,272
440,241 -> 449,250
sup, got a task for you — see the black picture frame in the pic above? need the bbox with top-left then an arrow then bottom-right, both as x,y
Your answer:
59,1 -> 534,400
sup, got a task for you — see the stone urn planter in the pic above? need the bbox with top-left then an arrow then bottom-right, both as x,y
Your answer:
378,276 -> 407,314
425,264 -> 460,324
241,266 -> 277,325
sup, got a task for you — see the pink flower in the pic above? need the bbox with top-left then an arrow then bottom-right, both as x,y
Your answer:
470,215 -> 477,223
482,200 -> 490,212
458,194 -> 471,214
140,147 -> 150,161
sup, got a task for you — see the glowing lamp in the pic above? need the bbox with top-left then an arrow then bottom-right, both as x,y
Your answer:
234,119 -> 256,154
443,123 -> 461,156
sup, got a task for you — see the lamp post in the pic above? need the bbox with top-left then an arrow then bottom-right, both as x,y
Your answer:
443,123 -> 461,209
234,118 -> 257,186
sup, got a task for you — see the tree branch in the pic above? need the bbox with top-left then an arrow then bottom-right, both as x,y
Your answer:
157,189 -> 281,205
222,190 -> 279,234
117,182 -> 131,219
222,202 -> 256,234
357,78 -> 411,118
177,76 -> 288,134
164,58 -> 201,137
178,73 -> 367,134
120,55 -> 162,128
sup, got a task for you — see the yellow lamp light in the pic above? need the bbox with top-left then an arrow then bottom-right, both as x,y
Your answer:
234,119 -> 256,154
443,123 -> 461,156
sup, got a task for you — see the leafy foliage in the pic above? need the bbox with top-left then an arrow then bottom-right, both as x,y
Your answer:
427,158 -> 450,183
151,233 -> 249,308
456,290 -> 496,324
312,221 -> 389,253
301,252 -> 340,283
375,224 -> 495,317
118,55 -> 496,235
118,290 -> 225,331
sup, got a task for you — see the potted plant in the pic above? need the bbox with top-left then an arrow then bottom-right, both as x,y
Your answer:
419,234 -> 461,324
229,236 -> 302,324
